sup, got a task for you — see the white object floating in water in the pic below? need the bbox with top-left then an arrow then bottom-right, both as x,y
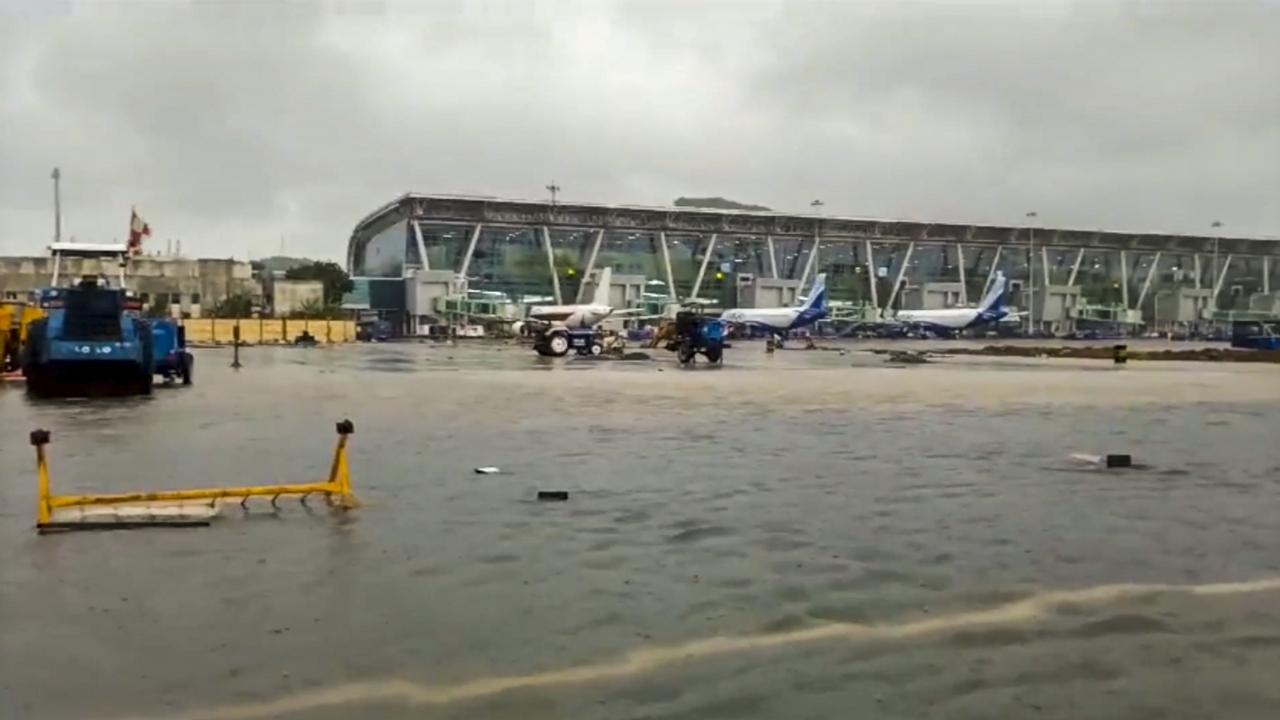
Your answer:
1069,453 -> 1103,466
474,467 -> 501,475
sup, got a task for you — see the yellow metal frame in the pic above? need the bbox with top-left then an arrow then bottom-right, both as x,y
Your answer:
33,420 -> 359,530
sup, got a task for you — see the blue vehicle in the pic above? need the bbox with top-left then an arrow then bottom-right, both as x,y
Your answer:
1231,320 -> 1280,351
22,277 -> 193,396
665,311 -> 725,364
23,278 -> 155,397
151,318 -> 194,385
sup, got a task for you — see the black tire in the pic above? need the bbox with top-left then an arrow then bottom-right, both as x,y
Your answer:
136,319 -> 154,396
589,341 -> 604,356
179,352 -> 194,385
22,318 -> 47,375
545,331 -> 570,357
704,345 -> 723,364
678,344 -> 696,364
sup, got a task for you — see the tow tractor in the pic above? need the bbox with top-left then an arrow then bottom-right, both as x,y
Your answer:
664,311 -> 725,365
533,326 -> 605,357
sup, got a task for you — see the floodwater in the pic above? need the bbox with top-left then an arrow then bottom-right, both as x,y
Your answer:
2,341 -> 1280,720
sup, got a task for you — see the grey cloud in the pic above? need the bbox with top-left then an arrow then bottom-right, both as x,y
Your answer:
0,0 -> 1276,261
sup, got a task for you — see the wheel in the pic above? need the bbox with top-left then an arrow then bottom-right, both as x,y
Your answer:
135,319 -> 154,395
704,345 -> 723,364
179,352 -> 194,385
545,331 -> 570,357
22,318 -> 46,374
678,344 -> 696,364
589,341 -> 604,356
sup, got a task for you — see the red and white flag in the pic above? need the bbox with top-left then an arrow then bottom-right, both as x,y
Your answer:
128,207 -> 151,255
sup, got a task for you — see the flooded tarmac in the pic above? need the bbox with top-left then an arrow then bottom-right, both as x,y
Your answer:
3,341 -> 1280,720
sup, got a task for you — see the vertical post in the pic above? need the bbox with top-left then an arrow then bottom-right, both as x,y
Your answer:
956,243 -> 967,305
412,221 -> 430,271
330,420 -> 358,509
1027,227 -> 1036,335
1263,256 -> 1270,295
863,240 -> 878,312
690,234 -> 718,299
540,226 -> 562,304
659,231 -> 676,300
575,229 -> 606,302
1041,246 -> 1051,288
1066,248 -> 1084,287
982,246 -> 1003,297
1213,254 -> 1233,301
1136,251 -> 1162,311
31,430 -> 52,528
51,167 -> 62,245
1193,254 -> 1202,289
456,223 -> 483,279
766,235 -> 779,279
1119,250 -> 1130,308
882,242 -> 914,318
797,228 -> 820,292
231,322 -> 242,369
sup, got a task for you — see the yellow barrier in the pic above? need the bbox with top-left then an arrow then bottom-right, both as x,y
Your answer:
182,318 -> 356,345
32,420 -> 359,532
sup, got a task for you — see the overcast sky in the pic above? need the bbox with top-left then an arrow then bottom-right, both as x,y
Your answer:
2,0 -> 1276,261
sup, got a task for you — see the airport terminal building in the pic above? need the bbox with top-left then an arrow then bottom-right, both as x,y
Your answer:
345,194 -> 1280,337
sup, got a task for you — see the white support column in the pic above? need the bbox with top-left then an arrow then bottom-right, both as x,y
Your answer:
690,234 -> 718,300
412,221 -> 430,271
1263,256 -> 1270,294
766,235 -> 778,278
956,243 -> 967,305
981,245 -> 1003,297
541,226 -> 562,304
864,240 -> 879,312
1212,254 -> 1233,303
456,223 -> 483,279
797,229 -> 820,292
1136,251 -> 1161,311
1041,246 -> 1051,288
659,231 -> 676,300
1066,248 -> 1084,287
1193,254 -> 1202,289
1120,250 -> 1129,308
882,242 -> 914,317
575,228 -> 605,302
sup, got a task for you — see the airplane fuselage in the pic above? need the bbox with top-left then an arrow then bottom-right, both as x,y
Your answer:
528,304 -> 613,329
893,307 -> 1005,331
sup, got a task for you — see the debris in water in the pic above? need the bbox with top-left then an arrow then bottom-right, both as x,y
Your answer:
537,490 -> 569,502
474,467 -> 501,475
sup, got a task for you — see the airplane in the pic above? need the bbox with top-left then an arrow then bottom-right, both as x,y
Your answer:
720,273 -> 828,344
891,272 -> 1015,334
514,268 -> 649,332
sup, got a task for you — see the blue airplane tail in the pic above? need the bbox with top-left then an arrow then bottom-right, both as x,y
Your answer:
978,272 -> 1007,316
801,274 -> 828,312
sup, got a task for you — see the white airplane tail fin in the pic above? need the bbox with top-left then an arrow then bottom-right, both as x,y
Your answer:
591,267 -> 613,306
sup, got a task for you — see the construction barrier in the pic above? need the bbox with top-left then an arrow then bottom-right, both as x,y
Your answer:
182,318 -> 356,345
32,420 -> 359,532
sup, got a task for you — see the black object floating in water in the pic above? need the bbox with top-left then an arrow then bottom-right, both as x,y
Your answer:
1105,454 -> 1132,468
537,490 -> 569,502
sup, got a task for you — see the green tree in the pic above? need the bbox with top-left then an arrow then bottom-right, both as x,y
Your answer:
285,261 -> 353,306
211,293 -> 255,318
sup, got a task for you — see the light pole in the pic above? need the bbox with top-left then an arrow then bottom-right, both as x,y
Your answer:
546,182 -> 560,207
1026,211 -> 1038,335
51,167 -> 62,244
1210,220 -> 1222,310
810,199 -> 824,213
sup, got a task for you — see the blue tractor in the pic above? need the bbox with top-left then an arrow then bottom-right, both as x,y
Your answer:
22,277 -> 192,397
665,311 -> 725,365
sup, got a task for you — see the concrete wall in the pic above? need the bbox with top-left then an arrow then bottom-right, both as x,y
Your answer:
271,279 -> 324,316
737,277 -> 798,308
0,256 -> 261,318
183,318 -> 355,344
901,282 -> 965,310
